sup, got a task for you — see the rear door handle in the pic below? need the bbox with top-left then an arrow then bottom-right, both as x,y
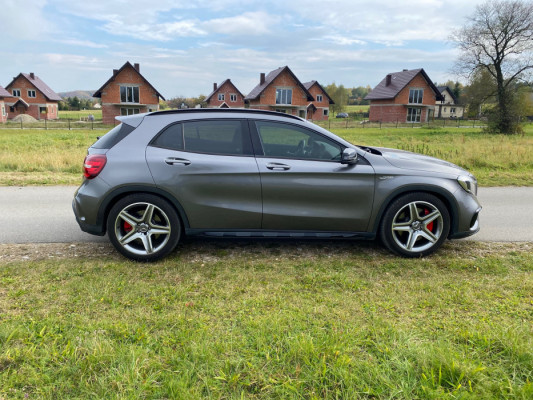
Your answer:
266,162 -> 291,171
165,157 -> 191,166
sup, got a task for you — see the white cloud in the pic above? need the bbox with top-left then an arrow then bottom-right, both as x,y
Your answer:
279,0 -> 479,44
3,0 -> 54,40
58,39 -> 109,49
205,11 -> 276,36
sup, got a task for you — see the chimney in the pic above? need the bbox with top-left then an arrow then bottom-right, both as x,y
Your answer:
113,69 -> 118,76
213,82 -> 218,92
385,74 -> 392,86
260,73 -> 265,85
134,63 -> 140,72
30,72 -> 35,80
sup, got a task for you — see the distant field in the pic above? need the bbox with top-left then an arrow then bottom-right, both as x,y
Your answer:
344,105 -> 369,113
58,109 -> 103,120
0,125 -> 531,186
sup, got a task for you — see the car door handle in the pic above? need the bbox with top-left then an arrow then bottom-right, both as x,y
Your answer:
165,157 -> 191,166
266,162 -> 291,171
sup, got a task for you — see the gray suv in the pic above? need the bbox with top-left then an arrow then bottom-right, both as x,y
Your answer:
73,109 -> 481,261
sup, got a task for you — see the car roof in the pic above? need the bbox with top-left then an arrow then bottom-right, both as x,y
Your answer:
148,108 -> 304,121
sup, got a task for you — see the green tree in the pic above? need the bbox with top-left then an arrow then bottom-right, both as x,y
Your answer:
450,0 -> 533,133
462,69 -> 497,117
325,83 -> 348,114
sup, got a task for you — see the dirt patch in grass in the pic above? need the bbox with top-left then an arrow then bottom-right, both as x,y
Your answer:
0,240 -> 530,264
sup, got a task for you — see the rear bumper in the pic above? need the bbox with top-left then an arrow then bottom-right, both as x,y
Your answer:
72,178 -> 110,236
72,198 -> 105,236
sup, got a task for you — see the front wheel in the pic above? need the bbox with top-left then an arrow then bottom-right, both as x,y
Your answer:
107,194 -> 181,262
379,193 -> 450,257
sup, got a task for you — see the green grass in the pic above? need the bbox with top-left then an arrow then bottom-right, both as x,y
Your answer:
0,129 -> 96,185
0,241 -> 531,399
0,125 -> 532,186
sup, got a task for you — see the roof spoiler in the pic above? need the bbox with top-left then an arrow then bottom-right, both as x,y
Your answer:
115,113 -> 148,128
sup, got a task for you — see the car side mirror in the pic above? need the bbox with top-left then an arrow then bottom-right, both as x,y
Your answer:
341,148 -> 358,164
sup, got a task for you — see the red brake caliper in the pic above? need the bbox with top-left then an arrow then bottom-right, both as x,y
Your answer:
124,222 -> 133,232
425,208 -> 434,232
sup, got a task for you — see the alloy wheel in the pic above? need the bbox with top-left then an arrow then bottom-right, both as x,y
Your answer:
391,201 -> 444,253
114,202 -> 171,256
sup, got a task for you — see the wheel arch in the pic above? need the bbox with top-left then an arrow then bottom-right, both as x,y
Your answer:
371,185 -> 459,237
96,185 -> 190,235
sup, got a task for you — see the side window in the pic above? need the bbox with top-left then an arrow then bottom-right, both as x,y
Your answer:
183,120 -> 252,156
255,121 -> 342,161
151,123 -> 183,151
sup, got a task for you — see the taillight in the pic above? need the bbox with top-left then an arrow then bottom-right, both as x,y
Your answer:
83,154 -> 107,179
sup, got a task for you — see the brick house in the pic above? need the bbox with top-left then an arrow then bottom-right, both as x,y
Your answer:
4,73 -> 61,120
93,62 -> 164,124
0,86 -> 12,123
365,69 -> 443,123
206,79 -> 245,108
303,80 -> 334,120
245,66 -> 315,119
436,86 -> 464,119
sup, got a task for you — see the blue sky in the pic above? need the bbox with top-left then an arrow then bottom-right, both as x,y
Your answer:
1,0 -> 483,98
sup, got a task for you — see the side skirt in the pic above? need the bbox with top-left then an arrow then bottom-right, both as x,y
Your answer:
185,229 -> 376,240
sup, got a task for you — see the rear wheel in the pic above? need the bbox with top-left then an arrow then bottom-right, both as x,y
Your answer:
107,194 -> 181,262
380,192 -> 450,257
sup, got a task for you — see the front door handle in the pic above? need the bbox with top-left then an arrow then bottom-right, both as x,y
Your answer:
266,162 -> 291,171
165,157 -> 191,166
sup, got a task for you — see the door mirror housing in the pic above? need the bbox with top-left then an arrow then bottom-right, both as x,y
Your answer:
341,148 -> 358,164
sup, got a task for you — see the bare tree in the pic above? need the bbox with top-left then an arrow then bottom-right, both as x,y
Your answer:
450,0 -> 533,133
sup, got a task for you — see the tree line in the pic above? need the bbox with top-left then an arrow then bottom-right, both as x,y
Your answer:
58,96 -> 98,111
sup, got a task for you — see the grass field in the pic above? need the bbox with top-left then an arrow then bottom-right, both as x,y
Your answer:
0,240 -> 531,399
58,109 -> 103,120
344,105 -> 369,113
1,125 -> 531,186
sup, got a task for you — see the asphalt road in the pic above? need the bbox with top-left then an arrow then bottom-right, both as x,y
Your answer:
0,186 -> 532,244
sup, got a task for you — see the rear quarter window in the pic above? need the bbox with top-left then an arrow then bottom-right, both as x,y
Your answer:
91,123 -> 135,149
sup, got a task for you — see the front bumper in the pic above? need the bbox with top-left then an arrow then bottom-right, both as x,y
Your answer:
449,206 -> 481,239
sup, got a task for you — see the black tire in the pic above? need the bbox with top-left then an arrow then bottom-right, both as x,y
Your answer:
379,192 -> 450,257
107,194 -> 181,262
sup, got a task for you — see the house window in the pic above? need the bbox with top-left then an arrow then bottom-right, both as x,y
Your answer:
28,90 -> 36,98
316,94 -> 323,102
276,88 -> 292,105
408,89 -> 423,104
444,107 -> 447,112
218,93 -> 225,101
1,106 -> 5,116
12,89 -> 21,97
407,108 -> 421,123
10,106 -> 15,112
230,94 -> 237,102
323,109 -> 329,116
40,107 -> 47,114
450,107 -> 456,113
120,108 -> 140,116
120,86 -> 139,103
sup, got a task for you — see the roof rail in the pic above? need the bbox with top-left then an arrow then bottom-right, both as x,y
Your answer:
148,108 -> 303,121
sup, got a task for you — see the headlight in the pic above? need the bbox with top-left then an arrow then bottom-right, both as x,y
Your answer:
457,175 -> 477,195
